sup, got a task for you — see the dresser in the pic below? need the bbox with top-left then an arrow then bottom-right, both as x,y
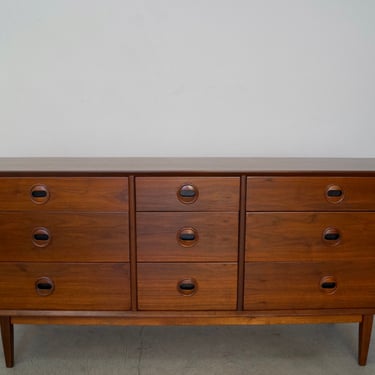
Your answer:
1,157 -> 375,367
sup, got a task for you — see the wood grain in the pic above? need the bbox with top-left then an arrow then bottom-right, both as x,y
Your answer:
244,261 -> 375,310
136,177 -> 240,211
247,176 -> 375,211
0,177 -> 128,211
0,263 -> 131,311
0,213 -> 129,262
138,263 -> 237,310
137,212 -> 238,262
246,212 -> 375,261
1,158 -> 375,367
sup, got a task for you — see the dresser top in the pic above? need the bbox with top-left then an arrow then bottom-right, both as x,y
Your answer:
0,157 -> 374,174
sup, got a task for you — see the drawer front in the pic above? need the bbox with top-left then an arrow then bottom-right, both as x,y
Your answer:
244,262 -> 375,310
247,176 -> 375,211
138,263 -> 237,310
137,212 -> 238,262
0,263 -> 131,310
0,177 -> 128,211
0,213 -> 129,262
246,212 -> 375,261
136,177 -> 240,211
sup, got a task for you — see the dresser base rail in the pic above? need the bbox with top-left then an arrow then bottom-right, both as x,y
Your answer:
1,312 -> 373,367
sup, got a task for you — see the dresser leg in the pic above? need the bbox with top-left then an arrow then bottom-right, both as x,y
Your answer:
358,314 -> 374,366
0,317 -> 14,368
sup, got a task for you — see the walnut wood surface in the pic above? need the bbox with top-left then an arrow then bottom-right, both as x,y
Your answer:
0,213 -> 129,262
0,263 -> 131,310
136,177 -> 240,211
9,313 -> 364,326
246,212 -> 375,262
247,176 -> 375,211
138,263 -> 237,310
137,212 -> 238,262
1,157 -> 375,367
244,261 -> 375,310
359,315 -> 374,365
0,317 -> 13,368
0,177 -> 128,211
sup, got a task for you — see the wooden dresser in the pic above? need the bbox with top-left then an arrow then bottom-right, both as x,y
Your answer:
1,157 -> 375,367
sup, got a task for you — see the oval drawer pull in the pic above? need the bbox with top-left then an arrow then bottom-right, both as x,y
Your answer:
327,190 -> 342,197
180,233 -> 195,241
322,227 -> 341,246
33,233 -> 49,241
177,227 -> 199,247
30,184 -> 50,204
35,277 -> 55,296
324,233 -> 340,241
177,184 -> 199,204
180,189 -> 196,198
36,282 -> 53,290
325,185 -> 344,204
32,228 -> 51,248
31,190 -> 47,198
177,278 -> 198,296
179,283 -> 195,291
321,281 -> 337,289
320,276 -> 337,294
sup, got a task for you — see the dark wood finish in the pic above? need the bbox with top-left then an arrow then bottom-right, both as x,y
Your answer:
0,177 -> 128,211
128,176 -> 138,311
10,312 -> 364,326
1,158 -> 375,367
0,317 -> 13,368
2,308 -> 373,319
246,212 -> 375,261
359,315 -> 374,365
0,213 -> 129,262
137,212 -> 238,262
247,176 -> 375,211
244,261 -> 375,310
138,263 -> 237,310
0,263 -> 131,310
136,177 -> 240,211
237,175 -> 247,310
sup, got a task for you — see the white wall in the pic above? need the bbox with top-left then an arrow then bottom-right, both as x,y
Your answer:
1,0 -> 374,157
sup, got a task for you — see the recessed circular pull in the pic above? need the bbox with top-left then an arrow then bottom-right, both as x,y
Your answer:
177,278 -> 198,296
30,184 -> 50,205
35,277 -> 55,296
177,227 -> 199,247
32,227 -> 51,248
322,227 -> 341,246
177,184 -> 199,204
325,185 -> 344,204
320,276 -> 337,294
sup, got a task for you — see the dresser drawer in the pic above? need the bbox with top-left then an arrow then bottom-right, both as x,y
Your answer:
0,213 -> 129,262
0,177 -> 128,211
136,177 -> 240,211
246,212 -> 375,262
0,263 -> 131,310
247,177 -> 375,211
244,262 -> 375,310
138,263 -> 237,310
137,212 -> 238,262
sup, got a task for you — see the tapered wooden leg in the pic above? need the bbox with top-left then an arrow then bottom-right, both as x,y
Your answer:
358,314 -> 373,366
0,317 -> 14,368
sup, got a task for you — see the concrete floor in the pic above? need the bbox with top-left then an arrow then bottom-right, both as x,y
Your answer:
0,324 -> 374,374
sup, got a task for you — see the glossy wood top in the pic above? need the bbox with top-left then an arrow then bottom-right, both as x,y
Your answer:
0,157 -> 374,174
